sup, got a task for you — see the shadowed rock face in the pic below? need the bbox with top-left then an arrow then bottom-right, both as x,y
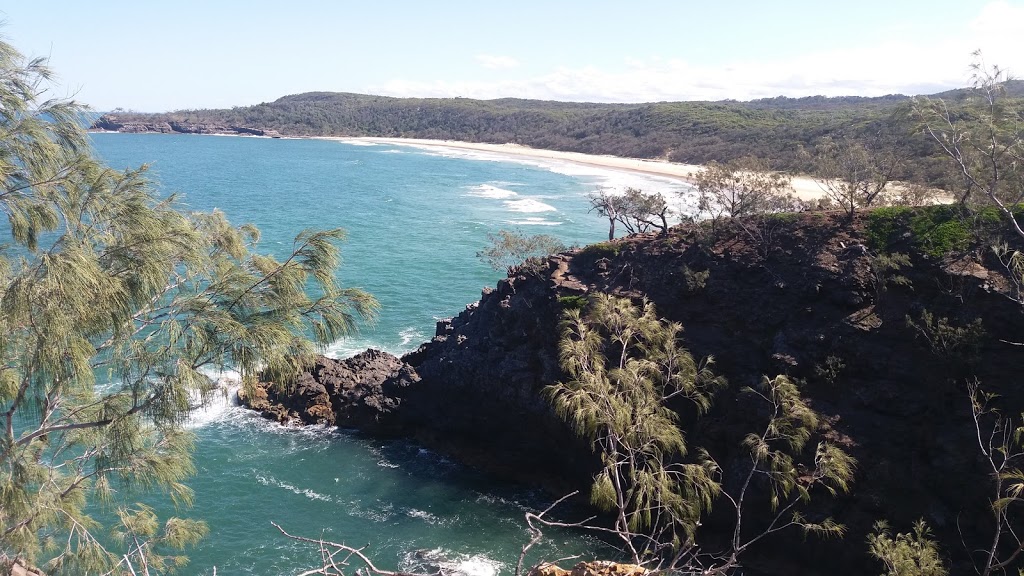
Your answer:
242,211 -> 1024,576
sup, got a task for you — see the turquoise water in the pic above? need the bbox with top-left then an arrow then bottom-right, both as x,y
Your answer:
86,133 -> 695,575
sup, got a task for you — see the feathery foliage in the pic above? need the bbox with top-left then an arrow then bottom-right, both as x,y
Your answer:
693,157 -> 797,220
547,296 -> 854,573
965,382 -> 1024,576
587,187 -> 679,240
547,294 -> 721,561
809,135 -> 906,216
867,520 -> 948,576
913,53 -> 1024,239
0,38 -> 377,573
476,229 -> 566,276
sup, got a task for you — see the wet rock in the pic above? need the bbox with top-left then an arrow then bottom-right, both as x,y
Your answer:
244,350 -> 420,432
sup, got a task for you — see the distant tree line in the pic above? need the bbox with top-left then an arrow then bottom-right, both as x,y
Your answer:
93,81 -> 1024,189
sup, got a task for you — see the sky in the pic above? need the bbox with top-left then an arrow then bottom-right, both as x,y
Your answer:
2,0 -> 1022,112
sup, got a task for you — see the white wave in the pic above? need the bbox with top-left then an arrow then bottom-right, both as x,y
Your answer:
380,140 -> 701,223
507,217 -> 561,226
340,140 -> 378,147
324,337 -> 381,359
377,458 -> 400,469
465,184 -> 518,199
503,198 -> 557,213
473,492 -> 533,513
452,555 -> 503,576
399,327 -> 426,346
403,549 -> 503,576
324,327 -> 427,360
346,501 -> 395,523
184,368 -> 242,429
381,149 -> 406,154
93,380 -> 121,395
403,507 -> 443,524
254,473 -> 334,503
395,145 -> 510,163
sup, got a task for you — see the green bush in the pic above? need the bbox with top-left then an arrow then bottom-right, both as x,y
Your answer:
906,309 -> 985,361
865,205 -> 1014,257
557,295 -> 589,311
813,355 -> 846,386
909,206 -> 972,257
866,206 -> 912,251
764,212 -> 801,224
681,265 -> 710,293
580,241 -> 622,258
867,520 -> 947,576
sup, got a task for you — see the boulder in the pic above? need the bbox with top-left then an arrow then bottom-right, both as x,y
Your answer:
243,351 -> 420,432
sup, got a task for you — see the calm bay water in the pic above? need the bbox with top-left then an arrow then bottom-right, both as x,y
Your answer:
88,133 -> 694,575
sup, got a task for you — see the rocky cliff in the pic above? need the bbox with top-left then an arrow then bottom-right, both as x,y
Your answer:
91,114 -> 283,138
242,209 -> 1024,575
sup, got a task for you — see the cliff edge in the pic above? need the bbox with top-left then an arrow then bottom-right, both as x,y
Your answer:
242,208 -> 1024,575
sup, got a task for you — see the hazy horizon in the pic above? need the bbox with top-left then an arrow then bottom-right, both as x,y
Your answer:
3,0 -> 1022,112
99,89 -> 938,116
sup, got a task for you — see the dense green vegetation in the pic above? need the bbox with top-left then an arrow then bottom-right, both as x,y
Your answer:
866,205 -> 1024,257
95,81 -> 1024,187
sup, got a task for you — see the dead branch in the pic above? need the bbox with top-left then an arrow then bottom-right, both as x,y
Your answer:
272,522 -> 428,576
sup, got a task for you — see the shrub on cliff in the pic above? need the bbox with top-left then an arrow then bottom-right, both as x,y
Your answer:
0,39 -> 376,572
477,229 -> 566,276
914,54 -> 1024,240
543,294 -> 854,573
867,520 -> 948,576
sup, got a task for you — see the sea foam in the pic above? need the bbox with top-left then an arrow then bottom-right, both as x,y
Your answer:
465,184 -> 518,199
503,198 -> 557,213
384,141 -> 702,218
402,548 -> 504,576
507,217 -> 561,226
184,368 -> 243,429
254,473 -> 334,503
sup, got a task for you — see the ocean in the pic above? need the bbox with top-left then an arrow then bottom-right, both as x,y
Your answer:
87,133 -> 696,575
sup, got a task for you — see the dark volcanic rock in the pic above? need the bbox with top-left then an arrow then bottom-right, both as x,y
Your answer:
91,114 -> 282,138
314,349 -> 420,432
398,265 -> 597,490
239,350 -> 419,432
241,211 -> 1024,576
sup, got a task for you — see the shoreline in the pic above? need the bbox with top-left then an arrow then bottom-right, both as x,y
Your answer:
317,136 -> 829,201
91,130 -> 833,200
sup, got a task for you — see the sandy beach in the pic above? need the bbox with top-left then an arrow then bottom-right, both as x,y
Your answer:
322,136 -> 829,201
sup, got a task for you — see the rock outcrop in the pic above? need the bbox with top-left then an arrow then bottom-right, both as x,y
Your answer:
91,115 -> 282,138
240,350 -> 419,433
242,210 -> 1024,576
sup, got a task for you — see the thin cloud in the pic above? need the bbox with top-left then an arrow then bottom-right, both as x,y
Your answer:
372,2 -> 1023,103
475,54 -> 520,70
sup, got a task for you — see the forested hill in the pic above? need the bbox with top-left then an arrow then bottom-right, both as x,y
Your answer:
91,81 -> 1024,184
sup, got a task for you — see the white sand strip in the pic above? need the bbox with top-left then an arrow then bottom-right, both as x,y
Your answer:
318,136 -> 830,201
